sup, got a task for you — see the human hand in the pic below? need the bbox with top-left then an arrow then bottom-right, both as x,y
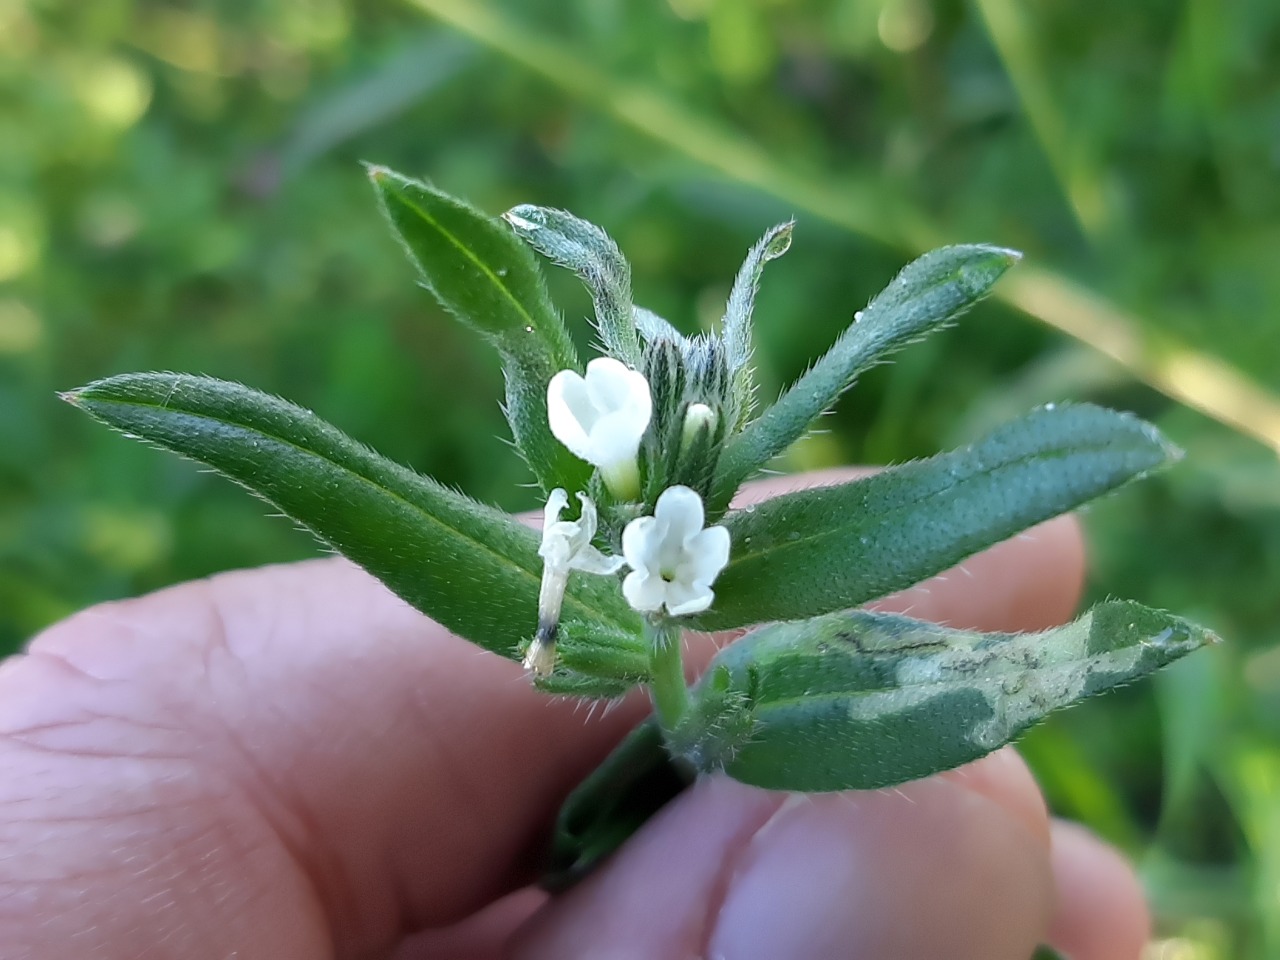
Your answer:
0,471 -> 1148,959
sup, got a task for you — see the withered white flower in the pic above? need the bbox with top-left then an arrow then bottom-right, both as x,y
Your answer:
622,485 -> 730,617
547,358 -> 651,499
525,488 -> 624,676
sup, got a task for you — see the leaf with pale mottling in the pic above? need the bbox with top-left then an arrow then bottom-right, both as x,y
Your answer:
685,600 -> 1217,791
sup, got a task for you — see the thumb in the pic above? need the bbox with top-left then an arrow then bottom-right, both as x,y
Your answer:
511,749 -> 1053,960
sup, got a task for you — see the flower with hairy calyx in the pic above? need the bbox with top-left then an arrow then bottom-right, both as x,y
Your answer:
622,485 -> 730,617
525,488 -> 625,677
547,357 -> 652,500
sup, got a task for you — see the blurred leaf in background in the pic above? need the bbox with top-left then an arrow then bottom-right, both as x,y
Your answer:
3,0 -> 1279,954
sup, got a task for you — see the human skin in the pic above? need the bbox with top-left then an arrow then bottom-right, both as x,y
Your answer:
0,470 -> 1149,959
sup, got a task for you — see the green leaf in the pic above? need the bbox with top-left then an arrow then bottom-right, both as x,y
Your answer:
720,220 -> 793,428
711,244 -> 1020,508
504,204 -> 641,366
64,373 -> 638,657
686,601 -> 1217,792
700,403 -> 1179,631
544,720 -> 693,891
367,166 -> 587,492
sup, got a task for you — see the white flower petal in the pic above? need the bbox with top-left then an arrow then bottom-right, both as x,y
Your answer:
622,570 -> 666,611
619,485 -> 731,616
547,371 -> 595,461
590,410 -> 647,464
573,492 -> 599,540
573,546 -> 626,576
542,488 -> 569,535
539,491 -> 619,574
665,581 -> 714,617
622,515 -> 661,570
535,489 -> 625,665
584,357 -> 634,406
546,360 -> 652,492
686,526 -> 731,581
654,485 -> 706,543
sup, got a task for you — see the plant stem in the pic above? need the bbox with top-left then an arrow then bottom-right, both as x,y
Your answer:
646,618 -> 688,732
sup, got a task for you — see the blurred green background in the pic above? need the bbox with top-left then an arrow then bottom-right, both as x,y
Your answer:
3,0 -> 1279,954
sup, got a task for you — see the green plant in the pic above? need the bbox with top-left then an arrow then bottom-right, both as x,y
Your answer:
63,167 -> 1214,892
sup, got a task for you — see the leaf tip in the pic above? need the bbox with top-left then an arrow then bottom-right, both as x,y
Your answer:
1133,416 -> 1184,467
924,243 -> 1024,301
975,245 -> 1023,279
502,204 -> 542,233
362,161 -> 392,184
763,220 -> 795,259
58,388 -> 83,407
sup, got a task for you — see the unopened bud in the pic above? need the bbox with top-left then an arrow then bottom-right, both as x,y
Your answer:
681,403 -> 718,452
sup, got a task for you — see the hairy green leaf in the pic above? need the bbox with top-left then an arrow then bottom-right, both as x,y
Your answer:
688,601 -> 1216,791
701,404 -> 1179,630
721,221 -> 793,428
65,373 -> 638,656
368,167 -> 586,492
544,720 -> 692,890
712,244 -> 1020,507
504,204 -> 641,365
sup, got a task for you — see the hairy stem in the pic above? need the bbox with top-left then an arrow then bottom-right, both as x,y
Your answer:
646,618 -> 688,732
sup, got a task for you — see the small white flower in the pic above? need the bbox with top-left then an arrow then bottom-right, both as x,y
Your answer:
538,488 -> 623,577
525,489 -> 624,676
622,485 -> 730,617
547,358 -> 652,499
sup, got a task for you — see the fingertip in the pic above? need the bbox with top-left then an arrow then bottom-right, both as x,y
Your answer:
874,513 -> 1087,633
940,746 -> 1051,848
515,773 -> 1054,960
1047,820 -> 1151,960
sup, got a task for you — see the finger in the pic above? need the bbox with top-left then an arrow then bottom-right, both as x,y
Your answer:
396,751 -> 1056,960
7,559 -> 630,955
392,889 -> 547,960
397,750 -> 1053,960
512,749 -> 1054,960
6,469 -> 1086,955
1046,820 -> 1151,960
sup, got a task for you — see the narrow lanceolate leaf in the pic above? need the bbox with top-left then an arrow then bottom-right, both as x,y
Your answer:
687,601 -> 1217,792
700,404 -> 1179,631
721,221 -> 793,428
711,244 -> 1020,508
368,167 -> 586,493
544,720 -> 692,890
504,204 -> 642,366
64,373 -> 638,657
